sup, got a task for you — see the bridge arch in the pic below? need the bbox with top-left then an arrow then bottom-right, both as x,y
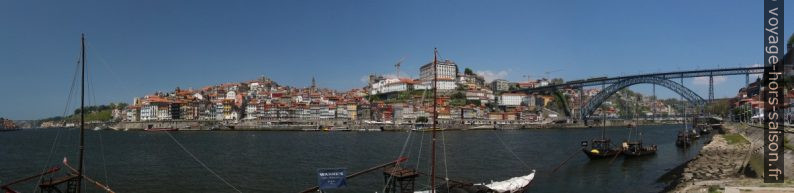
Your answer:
581,76 -> 705,121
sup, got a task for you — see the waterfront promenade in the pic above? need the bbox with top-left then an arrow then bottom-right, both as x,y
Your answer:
110,118 -> 684,131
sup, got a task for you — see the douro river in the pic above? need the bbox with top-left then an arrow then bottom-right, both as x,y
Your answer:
0,125 -> 706,193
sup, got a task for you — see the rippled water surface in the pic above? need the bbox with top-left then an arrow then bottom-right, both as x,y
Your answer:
0,125 -> 708,193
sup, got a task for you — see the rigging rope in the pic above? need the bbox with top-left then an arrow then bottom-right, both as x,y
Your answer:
415,130 -> 425,171
88,63 -> 112,188
32,52 -> 82,192
415,88 -> 429,171
86,41 -> 134,98
98,130 -> 111,188
165,132 -> 242,193
381,129 -> 414,193
494,128 -> 531,170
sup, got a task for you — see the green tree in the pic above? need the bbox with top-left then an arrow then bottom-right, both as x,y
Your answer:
464,68 -> 474,75
706,99 -> 731,118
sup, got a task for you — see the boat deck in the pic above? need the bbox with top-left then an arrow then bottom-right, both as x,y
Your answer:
39,174 -> 78,187
383,166 -> 419,178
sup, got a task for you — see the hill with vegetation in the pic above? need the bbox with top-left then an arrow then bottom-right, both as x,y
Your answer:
39,103 -> 127,123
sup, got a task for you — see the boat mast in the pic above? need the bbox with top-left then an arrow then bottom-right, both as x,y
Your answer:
77,33 -> 86,193
430,48 -> 438,193
681,77 -> 686,132
629,95 -> 642,142
601,83 -> 606,140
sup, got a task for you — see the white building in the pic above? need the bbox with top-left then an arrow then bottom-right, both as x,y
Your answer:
420,60 -> 458,90
156,107 -> 171,120
245,104 -> 258,119
499,93 -> 526,106
370,78 -> 415,95
140,105 -> 157,121
125,108 -> 139,122
226,91 -> 236,100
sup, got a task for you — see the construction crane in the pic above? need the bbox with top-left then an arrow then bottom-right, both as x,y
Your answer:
394,57 -> 405,78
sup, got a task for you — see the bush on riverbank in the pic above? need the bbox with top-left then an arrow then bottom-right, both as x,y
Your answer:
724,134 -> 748,145
708,185 -> 722,193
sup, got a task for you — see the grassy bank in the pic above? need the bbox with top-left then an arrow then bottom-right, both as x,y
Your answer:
723,133 -> 749,145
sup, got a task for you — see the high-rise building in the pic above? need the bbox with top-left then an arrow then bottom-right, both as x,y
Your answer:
420,59 -> 459,90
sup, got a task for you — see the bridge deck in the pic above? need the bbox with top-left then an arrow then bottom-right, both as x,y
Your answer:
521,66 -> 764,92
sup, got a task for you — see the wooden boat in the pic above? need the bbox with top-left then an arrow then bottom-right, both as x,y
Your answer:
144,127 -> 178,131
691,129 -> 700,139
582,110 -> 619,159
698,124 -> 711,134
301,49 -> 534,193
1,34 -> 114,193
621,98 -> 656,157
582,139 -> 622,159
621,141 -> 657,156
676,98 -> 693,148
411,49 -> 534,193
145,125 -> 178,131
675,131 -> 692,147
414,170 -> 536,193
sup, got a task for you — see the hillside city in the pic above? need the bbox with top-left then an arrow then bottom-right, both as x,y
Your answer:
34,58 -> 787,129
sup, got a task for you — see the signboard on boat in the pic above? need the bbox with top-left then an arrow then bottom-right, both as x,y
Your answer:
317,168 -> 346,189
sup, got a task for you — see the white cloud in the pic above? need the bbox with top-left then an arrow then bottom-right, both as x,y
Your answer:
476,70 -> 509,82
692,76 -> 727,85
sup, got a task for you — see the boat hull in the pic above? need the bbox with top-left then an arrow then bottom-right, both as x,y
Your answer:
582,149 -> 621,159
144,128 -> 178,131
622,148 -> 657,157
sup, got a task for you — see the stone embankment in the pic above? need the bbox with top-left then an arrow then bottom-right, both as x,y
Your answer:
671,123 -> 794,193
678,135 -> 747,183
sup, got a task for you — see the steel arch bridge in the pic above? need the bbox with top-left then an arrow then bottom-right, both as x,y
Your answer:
581,76 -> 705,123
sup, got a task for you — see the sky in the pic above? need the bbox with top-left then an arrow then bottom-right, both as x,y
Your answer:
0,0 -> 789,120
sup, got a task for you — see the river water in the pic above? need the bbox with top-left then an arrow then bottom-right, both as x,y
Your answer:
0,125 -> 707,193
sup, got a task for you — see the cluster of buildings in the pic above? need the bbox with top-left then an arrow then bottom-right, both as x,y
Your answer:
120,77 -> 369,122
0,117 -> 17,130
116,58 -> 684,124
730,78 -> 794,124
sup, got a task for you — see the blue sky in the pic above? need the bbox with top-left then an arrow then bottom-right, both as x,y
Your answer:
0,0 -> 787,120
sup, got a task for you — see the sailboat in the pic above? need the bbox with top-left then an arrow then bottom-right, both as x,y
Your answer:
300,49 -> 535,193
694,116 -> 711,134
582,108 -> 621,159
621,96 -> 657,157
676,103 -> 692,147
413,48 -> 535,193
0,34 -> 114,193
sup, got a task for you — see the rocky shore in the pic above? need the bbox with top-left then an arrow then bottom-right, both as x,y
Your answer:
667,123 -> 794,193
